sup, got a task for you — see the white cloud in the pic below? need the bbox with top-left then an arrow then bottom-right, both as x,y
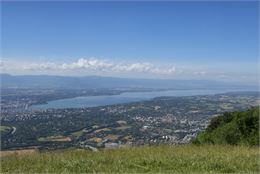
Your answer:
1,57 -> 178,76
1,57 -> 256,84
60,58 -> 114,70
193,71 -> 206,75
23,62 -> 58,71
0,60 -> 4,66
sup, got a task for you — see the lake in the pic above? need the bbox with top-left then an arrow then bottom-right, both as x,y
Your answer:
31,89 -> 254,109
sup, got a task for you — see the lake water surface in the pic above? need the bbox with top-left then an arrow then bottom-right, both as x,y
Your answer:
31,89 -> 253,109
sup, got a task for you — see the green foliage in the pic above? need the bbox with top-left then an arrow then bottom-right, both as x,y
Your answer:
1,145 -> 259,173
194,107 -> 259,146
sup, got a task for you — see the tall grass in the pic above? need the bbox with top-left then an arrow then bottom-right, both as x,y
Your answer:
1,145 -> 259,173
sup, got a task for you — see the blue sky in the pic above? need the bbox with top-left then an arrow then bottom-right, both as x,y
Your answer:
1,1 -> 259,84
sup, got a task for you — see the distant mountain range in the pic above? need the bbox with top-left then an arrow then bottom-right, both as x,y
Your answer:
0,74 -> 257,90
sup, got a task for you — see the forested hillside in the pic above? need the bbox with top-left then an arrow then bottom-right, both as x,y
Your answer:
193,107 -> 259,146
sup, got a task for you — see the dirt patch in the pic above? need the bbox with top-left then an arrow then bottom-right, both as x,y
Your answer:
104,134 -> 120,141
0,149 -> 37,157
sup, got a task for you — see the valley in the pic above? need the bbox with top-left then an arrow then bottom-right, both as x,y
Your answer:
1,91 -> 259,151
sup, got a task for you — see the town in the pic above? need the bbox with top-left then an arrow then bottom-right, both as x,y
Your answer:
1,90 -> 259,151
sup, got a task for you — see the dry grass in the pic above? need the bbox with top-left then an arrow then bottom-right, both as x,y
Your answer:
0,149 -> 37,158
1,145 -> 259,173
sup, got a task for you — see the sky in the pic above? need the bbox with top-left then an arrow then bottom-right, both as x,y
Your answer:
1,1 -> 259,84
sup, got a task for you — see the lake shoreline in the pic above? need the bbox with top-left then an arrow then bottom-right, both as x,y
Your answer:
31,89 -> 258,109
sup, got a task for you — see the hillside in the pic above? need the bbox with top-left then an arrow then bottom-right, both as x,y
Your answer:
1,145 -> 259,173
1,108 -> 259,173
193,107 -> 259,146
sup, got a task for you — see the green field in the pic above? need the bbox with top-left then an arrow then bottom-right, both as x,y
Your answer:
0,126 -> 11,133
37,135 -> 71,142
71,129 -> 84,137
1,145 -> 259,173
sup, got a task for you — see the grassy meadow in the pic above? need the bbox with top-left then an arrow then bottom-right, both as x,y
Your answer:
1,144 -> 259,173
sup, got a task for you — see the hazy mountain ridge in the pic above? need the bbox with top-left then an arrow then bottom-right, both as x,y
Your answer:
0,74 -> 254,89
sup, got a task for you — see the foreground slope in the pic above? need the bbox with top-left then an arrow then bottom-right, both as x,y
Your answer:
1,108 -> 260,173
1,145 -> 259,173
